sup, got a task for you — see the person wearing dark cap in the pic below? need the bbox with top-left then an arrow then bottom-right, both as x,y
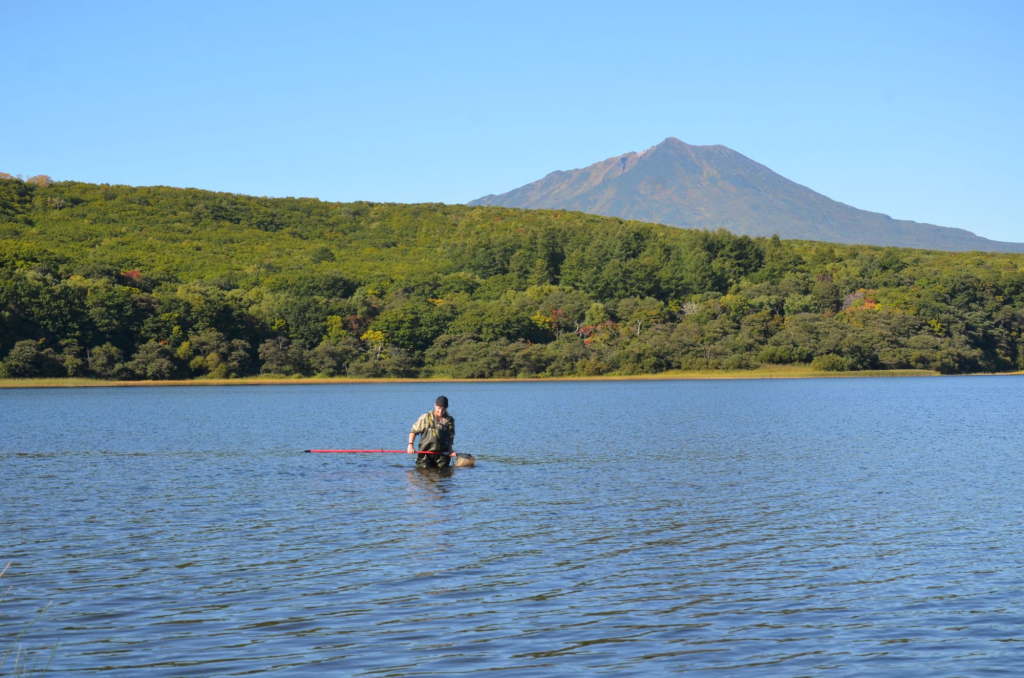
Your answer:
407,396 -> 456,468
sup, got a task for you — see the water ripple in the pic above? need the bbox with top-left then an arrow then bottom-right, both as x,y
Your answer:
2,377 -> 1024,675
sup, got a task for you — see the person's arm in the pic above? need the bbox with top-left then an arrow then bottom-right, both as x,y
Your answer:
449,417 -> 456,457
408,414 -> 426,454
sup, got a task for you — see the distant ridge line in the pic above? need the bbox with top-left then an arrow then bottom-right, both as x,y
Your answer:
469,138 -> 1024,253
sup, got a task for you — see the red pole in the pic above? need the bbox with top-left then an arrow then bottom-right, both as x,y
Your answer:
305,449 -> 445,454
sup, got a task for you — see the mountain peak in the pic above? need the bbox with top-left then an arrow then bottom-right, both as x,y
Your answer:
644,137 -> 689,155
468,140 -> 1024,252
653,137 -> 728,151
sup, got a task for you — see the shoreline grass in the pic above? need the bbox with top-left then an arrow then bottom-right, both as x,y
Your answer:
3,365 -> 1018,389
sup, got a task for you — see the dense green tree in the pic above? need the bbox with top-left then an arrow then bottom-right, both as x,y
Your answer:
85,283 -> 143,350
1,340 -> 62,377
369,299 -> 455,353
258,337 -> 308,376
308,337 -> 360,376
88,343 -> 127,378
127,341 -> 180,380
2,175 -> 1024,380
448,301 -> 541,343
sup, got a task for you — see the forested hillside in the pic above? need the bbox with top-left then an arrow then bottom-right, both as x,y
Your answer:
2,175 -> 1023,380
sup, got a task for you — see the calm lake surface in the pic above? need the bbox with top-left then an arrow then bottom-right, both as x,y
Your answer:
2,377 -> 1023,676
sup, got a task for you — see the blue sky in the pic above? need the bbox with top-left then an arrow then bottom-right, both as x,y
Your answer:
4,1 -> 1022,242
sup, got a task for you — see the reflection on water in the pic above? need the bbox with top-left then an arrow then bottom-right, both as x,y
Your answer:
2,377 -> 1024,676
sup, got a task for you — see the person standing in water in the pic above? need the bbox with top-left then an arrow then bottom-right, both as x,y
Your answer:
407,396 -> 456,469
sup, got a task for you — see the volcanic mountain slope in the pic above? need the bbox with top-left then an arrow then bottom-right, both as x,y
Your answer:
470,137 -> 1024,252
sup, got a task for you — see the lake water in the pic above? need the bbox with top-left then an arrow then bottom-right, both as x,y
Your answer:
2,377 -> 1023,676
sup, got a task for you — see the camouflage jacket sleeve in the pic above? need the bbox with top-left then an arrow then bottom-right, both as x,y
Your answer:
410,412 -> 431,434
